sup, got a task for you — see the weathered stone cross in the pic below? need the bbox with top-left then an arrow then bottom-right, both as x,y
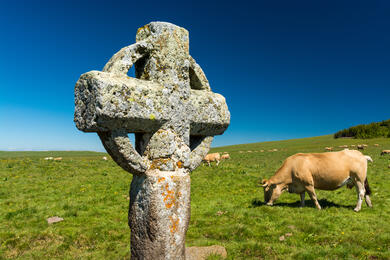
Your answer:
74,22 -> 230,259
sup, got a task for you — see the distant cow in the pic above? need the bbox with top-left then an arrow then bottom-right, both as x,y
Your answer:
44,157 -> 53,160
261,150 -> 373,212
203,153 -> 221,166
381,150 -> 390,155
221,153 -> 230,160
325,147 -> 333,151
374,144 -> 379,147
53,157 -> 62,161
357,145 -> 364,150
339,145 -> 348,148
102,156 -> 108,160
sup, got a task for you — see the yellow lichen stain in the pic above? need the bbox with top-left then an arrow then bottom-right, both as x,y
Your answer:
137,25 -> 150,35
169,216 -> 179,234
162,183 -> 176,209
149,113 -> 156,120
158,177 -> 165,183
149,158 -> 171,170
176,161 -> 183,168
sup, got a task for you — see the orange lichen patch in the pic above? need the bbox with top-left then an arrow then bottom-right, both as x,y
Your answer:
149,158 -> 171,170
176,161 -> 183,168
169,216 -> 179,234
162,183 -> 176,209
158,177 -> 166,183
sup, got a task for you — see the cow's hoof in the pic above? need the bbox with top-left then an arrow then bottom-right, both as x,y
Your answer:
354,207 -> 361,212
266,202 -> 273,206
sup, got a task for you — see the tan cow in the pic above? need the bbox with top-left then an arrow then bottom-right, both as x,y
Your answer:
53,157 -> 62,161
221,153 -> 230,160
325,147 -> 333,151
203,153 -> 221,166
381,150 -> 390,155
261,150 -> 373,212
357,145 -> 364,150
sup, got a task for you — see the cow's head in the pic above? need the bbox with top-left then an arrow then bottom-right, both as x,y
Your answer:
262,179 -> 283,205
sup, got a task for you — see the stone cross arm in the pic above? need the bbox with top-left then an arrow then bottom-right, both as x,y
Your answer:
74,71 -> 230,136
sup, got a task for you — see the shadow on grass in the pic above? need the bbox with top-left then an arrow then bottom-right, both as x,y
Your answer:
251,198 -> 352,209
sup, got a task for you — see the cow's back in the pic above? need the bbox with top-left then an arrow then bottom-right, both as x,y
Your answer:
289,150 -> 366,190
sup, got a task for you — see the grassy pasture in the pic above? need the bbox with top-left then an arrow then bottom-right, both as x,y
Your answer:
1,135 -> 390,259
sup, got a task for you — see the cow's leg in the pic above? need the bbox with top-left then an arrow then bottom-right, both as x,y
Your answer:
305,186 -> 321,210
208,161 -> 211,167
364,178 -> 373,208
354,181 -> 365,212
365,194 -> 372,208
300,192 -> 305,207
216,160 -> 220,166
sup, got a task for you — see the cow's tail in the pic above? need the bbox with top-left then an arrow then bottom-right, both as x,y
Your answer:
365,178 -> 371,196
365,155 -> 373,162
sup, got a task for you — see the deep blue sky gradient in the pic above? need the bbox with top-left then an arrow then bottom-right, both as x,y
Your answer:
1,0 -> 389,151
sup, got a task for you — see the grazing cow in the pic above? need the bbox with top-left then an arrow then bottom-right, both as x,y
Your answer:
53,157 -> 62,161
339,145 -> 348,148
44,157 -> 53,160
381,150 -> 390,155
203,153 -> 221,166
325,147 -> 333,151
261,150 -> 373,212
374,144 -> 379,147
102,156 -> 108,160
357,145 -> 364,150
221,153 -> 230,160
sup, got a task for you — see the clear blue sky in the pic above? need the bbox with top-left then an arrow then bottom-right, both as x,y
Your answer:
1,0 -> 389,151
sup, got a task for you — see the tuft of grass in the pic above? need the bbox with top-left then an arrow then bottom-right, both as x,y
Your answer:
1,135 -> 390,259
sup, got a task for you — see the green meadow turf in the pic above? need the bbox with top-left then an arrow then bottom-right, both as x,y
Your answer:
1,135 -> 390,259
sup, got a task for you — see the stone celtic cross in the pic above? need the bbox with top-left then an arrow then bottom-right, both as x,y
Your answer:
74,22 -> 230,259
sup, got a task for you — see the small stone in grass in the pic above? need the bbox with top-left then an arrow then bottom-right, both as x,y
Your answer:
279,235 -> 285,241
47,216 -> 64,224
216,211 -> 226,216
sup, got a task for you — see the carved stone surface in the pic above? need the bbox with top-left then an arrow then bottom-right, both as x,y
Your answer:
74,21 -> 230,259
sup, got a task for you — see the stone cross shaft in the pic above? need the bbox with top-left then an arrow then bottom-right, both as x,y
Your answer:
74,22 -> 230,259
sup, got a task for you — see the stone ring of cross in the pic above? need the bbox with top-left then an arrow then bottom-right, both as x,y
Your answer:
75,22 -> 230,174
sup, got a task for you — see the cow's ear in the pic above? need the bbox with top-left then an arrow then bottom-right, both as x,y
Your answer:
261,179 -> 268,187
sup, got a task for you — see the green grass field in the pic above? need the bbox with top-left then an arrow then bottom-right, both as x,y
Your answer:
1,135 -> 390,259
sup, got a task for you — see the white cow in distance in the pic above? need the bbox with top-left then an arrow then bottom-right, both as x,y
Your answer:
203,153 -> 221,166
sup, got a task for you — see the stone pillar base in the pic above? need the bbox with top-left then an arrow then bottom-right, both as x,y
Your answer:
129,169 -> 190,260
